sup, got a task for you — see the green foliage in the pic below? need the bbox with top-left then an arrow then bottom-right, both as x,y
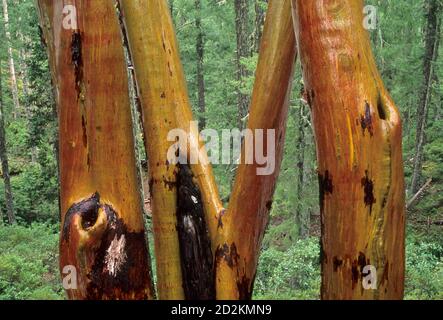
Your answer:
405,236 -> 443,299
0,223 -> 63,300
254,238 -> 321,300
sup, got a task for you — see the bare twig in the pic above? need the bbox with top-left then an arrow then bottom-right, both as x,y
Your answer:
406,178 -> 432,209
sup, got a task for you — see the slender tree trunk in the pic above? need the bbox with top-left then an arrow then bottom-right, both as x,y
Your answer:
2,0 -> 20,118
436,94 -> 442,121
234,0 -> 250,129
295,103 -> 307,239
292,0 -> 405,299
195,0 -> 206,130
17,15 -> 30,102
0,58 -> 16,225
169,0 -> 174,18
16,18 -> 37,163
410,0 -> 441,194
119,0 -> 224,300
215,0 -> 297,299
253,0 -> 267,53
37,0 -> 155,299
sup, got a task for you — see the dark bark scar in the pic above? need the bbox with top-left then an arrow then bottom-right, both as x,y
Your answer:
318,170 -> 333,213
71,31 -> 83,98
360,101 -> 374,136
361,170 -> 376,214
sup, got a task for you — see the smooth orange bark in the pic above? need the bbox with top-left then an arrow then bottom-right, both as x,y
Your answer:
215,0 -> 297,299
292,0 -> 405,299
37,0 -> 154,299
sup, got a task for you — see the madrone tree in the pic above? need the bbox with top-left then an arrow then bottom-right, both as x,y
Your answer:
37,0 -> 405,300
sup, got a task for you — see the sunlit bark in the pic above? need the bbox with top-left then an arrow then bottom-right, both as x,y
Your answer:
37,0 -> 154,300
215,0 -> 297,299
292,0 -> 405,299
119,0 -> 223,300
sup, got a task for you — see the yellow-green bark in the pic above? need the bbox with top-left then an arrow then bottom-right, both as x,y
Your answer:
119,0 -> 223,299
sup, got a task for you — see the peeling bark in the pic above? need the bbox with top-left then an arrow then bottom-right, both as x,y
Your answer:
36,0 -> 154,300
60,193 -> 152,299
119,0 -> 223,300
292,0 -> 405,299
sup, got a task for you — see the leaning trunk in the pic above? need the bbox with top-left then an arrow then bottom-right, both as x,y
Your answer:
215,0 -> 297,299
292,0 -> 405,299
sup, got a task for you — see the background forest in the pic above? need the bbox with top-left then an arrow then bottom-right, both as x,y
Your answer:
0,0 -> 442,300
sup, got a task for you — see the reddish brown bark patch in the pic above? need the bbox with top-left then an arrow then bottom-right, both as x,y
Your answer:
215,243 -> 240,269
360,101 -> 374,136
71,31 -> 83,97
237,274 -> 254,300
60,194 -> 154,300
86,205 -> 153,299
333,256 -> 343,272
380,261 -> 389,286
217,209 -> 226,229
351,252 -> 370,290
318,170 -> 333,213
361,170 -> 376,214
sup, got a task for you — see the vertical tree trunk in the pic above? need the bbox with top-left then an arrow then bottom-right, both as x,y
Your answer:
119,0 -> 224,300
295,103 -> 307,239
215,0 -> 297,299
2,0 -> 20,118
37,0 -> 155,300
0,58 -> 16,225
234,0 -> 250,129
253,0 -> 267,53
436,94 -> 442,121
16,14 -> 30,101
195,0 -> 206,130
410,0 -> 441,194
292,0 -> 405,299
169,0 -> 174,18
